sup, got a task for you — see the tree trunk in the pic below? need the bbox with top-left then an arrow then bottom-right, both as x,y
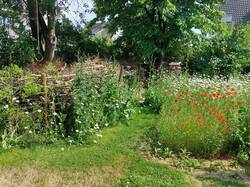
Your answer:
27,0 -> 57,62
44,29 -> 56,62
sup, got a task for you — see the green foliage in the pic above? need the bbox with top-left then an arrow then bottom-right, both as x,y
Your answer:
21,83 -> 42,99
232,81 -> 250,162
73,61 -> 136,142
146,75 -> 250,158
189,24 -> 250,77
56,18 -> 113,63
0,0 -> 35,67
0,27 -> 35,67
143,74 -> 172,113
0,65 -> 71,148
94,0 -> 225,64
55,18 -> 82,63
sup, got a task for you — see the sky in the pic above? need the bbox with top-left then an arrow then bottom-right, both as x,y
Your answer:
64,0 -> 96,25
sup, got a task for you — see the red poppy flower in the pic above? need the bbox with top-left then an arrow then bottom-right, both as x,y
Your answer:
225,105 -> 230,110
206,85 -> 211,90
175,99 -> 178,103
197,115 -> 203,122
237,101 -> 241,106
198,124 -> 204,128
221,121 -> 225,126
201,101 -> 206,106
212,111 -> 217,115
226,85 -> 230,89
218,113 -> 223,121
200,93 -> 207,97
210,106 -> 215,111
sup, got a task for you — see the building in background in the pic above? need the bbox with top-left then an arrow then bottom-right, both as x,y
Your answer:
221,0 -> 250,24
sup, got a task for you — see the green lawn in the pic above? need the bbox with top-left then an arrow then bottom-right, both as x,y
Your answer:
0,113 -> 248,186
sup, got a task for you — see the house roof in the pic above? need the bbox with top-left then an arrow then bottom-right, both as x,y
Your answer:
220,0 -> 250,24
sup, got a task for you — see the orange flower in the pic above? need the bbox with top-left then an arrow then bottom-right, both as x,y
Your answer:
200,93 -> 207,97
212,111 -> 217,115
198,124 -> 204,128
197,115 -> 203,122
225,105 -> 230,110
221,121 -> 225,126
210,106 -> 215,111
218,113 -> 223,121
194,103 -> 199,107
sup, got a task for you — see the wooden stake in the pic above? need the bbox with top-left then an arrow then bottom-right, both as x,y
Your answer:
118,64 -> 124,82
42,73 -> 49,127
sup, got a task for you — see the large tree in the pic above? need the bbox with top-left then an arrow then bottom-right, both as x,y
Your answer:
1,0 -> 90,63
27,0 -> 58,62
94,0 -> 225,69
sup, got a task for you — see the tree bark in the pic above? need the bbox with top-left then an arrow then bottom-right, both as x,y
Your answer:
26,0 -> 57,62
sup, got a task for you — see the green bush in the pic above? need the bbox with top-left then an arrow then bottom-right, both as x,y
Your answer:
56,18 -> 113,63
73,61 -> 135,142
0,27 -> 35,67
0,65 -> 70,148
232,81 -> 250,162
189,24 -> 250,77
143,74 -> 172,114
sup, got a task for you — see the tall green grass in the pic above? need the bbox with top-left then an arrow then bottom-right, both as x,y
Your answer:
147,75 -> 250,158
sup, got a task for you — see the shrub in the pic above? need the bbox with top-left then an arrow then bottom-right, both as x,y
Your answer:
232,79 -> 250,162
0,64 -> 71,148
72,60 -> 136,142
56,18 -> 113,63
154,76 -> 249,158
0,27 -> 35,67
143,74 -> 173,114
189,24 -> 250,77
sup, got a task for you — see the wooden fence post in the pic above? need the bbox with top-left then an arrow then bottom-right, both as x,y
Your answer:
118,64 -> 124,82
42,73 -> 49,128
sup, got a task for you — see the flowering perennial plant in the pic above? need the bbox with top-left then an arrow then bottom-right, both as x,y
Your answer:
158,76 -> 250,158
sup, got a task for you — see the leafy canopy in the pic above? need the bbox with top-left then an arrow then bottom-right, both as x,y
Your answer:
94,0 -> 225,63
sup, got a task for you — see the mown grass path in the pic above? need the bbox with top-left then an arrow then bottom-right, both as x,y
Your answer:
0,114 -> 248,187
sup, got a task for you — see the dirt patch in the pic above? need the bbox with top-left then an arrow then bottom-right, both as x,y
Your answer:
153,157 -> 250,186
0,166 -> 123,187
